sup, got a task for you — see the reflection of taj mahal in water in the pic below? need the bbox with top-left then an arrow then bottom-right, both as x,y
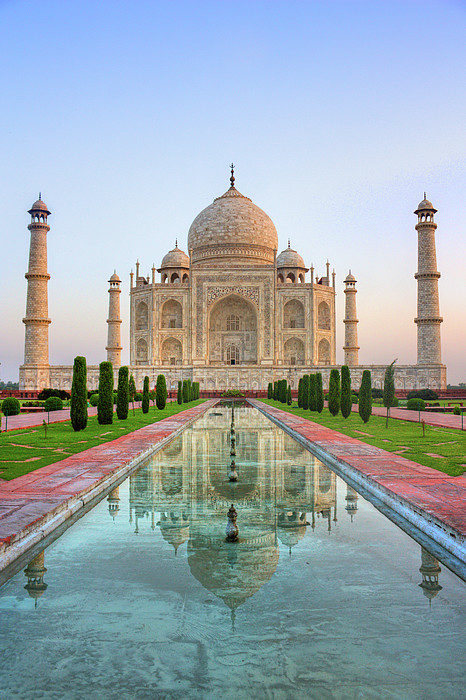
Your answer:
23,409 -> 443,612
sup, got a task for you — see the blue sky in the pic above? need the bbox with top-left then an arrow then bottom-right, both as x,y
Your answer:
1,0 -> 465,381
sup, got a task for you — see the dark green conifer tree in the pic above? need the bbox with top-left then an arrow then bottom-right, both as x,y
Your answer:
70,356 -> 88,431
328,369 -> 340,416
340,365 -> 352,419
267,382 -> 273,399
142,376 -> 150,414
156,374 -> 168,409
301,375 -> 310,410
177,380 -> 183,404
383,360 -> 397,428
273,381 -> 279,401
97,361 -> 114,425
129,374 -> 136,415
298,377 -> 303,408
183,379 -> 189,403
116,365 -> 129,420
287,385 -> 292,405
359,370 -> 372,424
309,374 -> 317,411
315,373 -> 324,413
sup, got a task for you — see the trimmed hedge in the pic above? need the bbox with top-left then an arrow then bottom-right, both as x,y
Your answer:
298,377 -> 303,408
359,370 -> 372,424
407,398 -> 425,411
156,374 -> 168,410
177,380 -> 183,404
1,397 -> 21,416
340,365 -> 352,419
268,382 -> 273,399
89,393 -> 99,407
70,356 -> 88,431
301,375 -> 310,410
316,373 -> 324,413
309,374 -> 317,411
97,361 -> 114,425
116,366 -> 129,420
328,369 -> 340,416
407,389 -> 438,401
44,396 -> 63,412
142,376 -> 150,414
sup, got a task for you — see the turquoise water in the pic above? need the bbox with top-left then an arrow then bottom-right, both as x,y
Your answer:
0,406 -> 465,699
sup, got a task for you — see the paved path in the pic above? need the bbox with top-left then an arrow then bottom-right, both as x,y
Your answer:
359,404 -> 464,430
0,401 -> 215,568
252,400 -> 466,560
1,402 -> 144,431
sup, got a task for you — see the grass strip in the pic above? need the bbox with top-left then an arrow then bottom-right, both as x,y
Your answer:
0,400 -> 205,481
260,400 -> 466,477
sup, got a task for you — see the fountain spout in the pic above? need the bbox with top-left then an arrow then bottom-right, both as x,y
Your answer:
225,504 -> 239,541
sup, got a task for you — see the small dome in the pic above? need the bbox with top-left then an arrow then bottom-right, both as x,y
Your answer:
277,247 -> 306,269
345,270 -> 356,282
415,195 -> 437,214
28,196 -> 50,215
109,272 -> 120,282
160,244 -> 190,269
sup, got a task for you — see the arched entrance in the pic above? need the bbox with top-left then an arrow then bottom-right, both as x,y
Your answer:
208,294 -> 258,365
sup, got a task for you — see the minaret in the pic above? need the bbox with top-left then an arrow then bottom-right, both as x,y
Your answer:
343,271 -> 359,366
414,195 -> 442,364
22,195 -> 51,386
106,271 -> 122,367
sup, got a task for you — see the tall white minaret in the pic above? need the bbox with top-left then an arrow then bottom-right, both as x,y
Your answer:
106,271 -> 122,367
414,195 -> 442,364
21,195 -> 51,387
343,271 -> 359,366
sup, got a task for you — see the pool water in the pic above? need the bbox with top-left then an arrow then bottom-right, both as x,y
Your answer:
0,406 -> 464,699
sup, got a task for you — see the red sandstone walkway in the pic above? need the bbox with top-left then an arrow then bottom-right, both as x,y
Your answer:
356,404 -> 465,430
0,402 -> 146,431
0,401 -> 215,565
252,400 -> 466,549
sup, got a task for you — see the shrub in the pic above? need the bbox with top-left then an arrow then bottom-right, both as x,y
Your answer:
70,356 -> 88,431
453,406 -> 461,415
328,369 -> 340,416
351,394 -> 359,404
1,397 -> 21,416
97,361 -> 114,425
193,382 -> 200,400
183,379 -> 190,403
340,365 -> 351,419
315,373 -> 324,413
38,388 -> 70,400
407,398 -> 425,411
222,389 -> 244,397
142,376 -> 150,414
287,385 -> 292,405
44,396 -> 63,412
134,392 -> 143,401
309,374 -> 317,411
156,374 -> 168,410
297,377 -> 303,408
273,381 -> 279,401
177,380 -> 183,404
301,375 -> 310,410
89,393 -> 99,407
268,382 -> 273,399
383,360 -> 397,427
116,366 -> 129,420
279,379 -> 287,403
359,370 -> 372,424
407,389 -> 438,401
371,388 -> 383,399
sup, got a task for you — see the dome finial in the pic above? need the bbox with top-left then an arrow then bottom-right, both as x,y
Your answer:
175,238 -> 178,248
288,238 -> 290,249
424,191 -> 426,200
39,192 -> 41,200
230,162 -> 235,188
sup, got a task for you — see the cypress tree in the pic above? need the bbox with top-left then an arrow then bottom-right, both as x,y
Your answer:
183,379 -> 190,403
383,360 -> 397,428
340,365 -> 352,419
316,373 -> 324,413
97,361 -> 114,425
301,375 -> 310,410
142,376 -> 150,414
309,374 -> 317,411
298,377 -> 303,408
273,381 -> 279,401
177,380 -> 183,404
267,382 -> 273,399
278,379 -> 285,403
287,385 -> 292,405
359,370 -> 372,424
328,369 -> 340,416
129,374 -> 136,415
70,356 -> 88,431
156,374 -> 168,410
116,365 -> 129,420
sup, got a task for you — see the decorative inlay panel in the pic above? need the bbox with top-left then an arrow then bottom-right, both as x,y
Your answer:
207,286 -> 259,307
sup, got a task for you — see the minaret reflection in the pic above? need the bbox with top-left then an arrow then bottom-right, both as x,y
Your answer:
24,550 -> 48,608
345,484 -> 359,522
107,486 -> 120,520
419,547 -> 442,604
128,407 -> 338,618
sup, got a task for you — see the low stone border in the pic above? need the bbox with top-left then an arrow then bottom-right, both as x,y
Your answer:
0,401 -> 215,574
251,400 -> 466,571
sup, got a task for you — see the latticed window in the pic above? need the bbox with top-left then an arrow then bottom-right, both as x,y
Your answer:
226,314 -> 240,331
226,344 -> 240,365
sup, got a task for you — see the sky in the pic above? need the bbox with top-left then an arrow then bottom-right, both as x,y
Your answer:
1,0 -> 465,383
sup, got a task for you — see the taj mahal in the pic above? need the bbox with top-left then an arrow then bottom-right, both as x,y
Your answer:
19,167 -> 446,391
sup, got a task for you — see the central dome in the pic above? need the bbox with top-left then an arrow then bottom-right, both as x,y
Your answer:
187,185 -> 278,267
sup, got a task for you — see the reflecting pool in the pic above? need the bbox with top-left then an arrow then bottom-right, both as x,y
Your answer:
0,406 -> 465,699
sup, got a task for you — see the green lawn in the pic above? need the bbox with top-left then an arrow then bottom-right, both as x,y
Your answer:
0,400 -> 205,481
260,399 -> 466,477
